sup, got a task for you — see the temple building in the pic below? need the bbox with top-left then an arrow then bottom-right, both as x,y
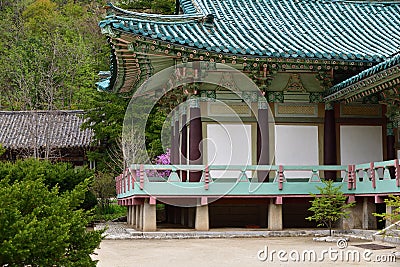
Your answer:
99,0 -> 400,231
0,110 -> 94,165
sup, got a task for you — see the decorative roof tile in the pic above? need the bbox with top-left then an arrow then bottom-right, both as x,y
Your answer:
0,110 -> 93,150
100,0 -> 400,61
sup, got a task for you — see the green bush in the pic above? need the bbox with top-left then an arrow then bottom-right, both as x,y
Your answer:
0,178 -> 103,266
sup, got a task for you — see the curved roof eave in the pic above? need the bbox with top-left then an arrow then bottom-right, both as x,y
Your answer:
324,53 -> 400,102
99,0 -> 400,62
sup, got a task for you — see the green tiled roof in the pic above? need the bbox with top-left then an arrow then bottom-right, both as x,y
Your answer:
100,0 -> 400,61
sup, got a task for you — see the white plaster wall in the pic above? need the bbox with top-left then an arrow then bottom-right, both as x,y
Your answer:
340,126 -> 383,165
206,124 -> 252,179
274,125 -> 319,178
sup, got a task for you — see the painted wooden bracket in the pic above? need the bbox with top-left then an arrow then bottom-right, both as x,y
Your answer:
168,170 -> 181,182
201,196 -> 208,206
309,169 -> 321,182
149,196 -> 157,205
238,169 -> 249,182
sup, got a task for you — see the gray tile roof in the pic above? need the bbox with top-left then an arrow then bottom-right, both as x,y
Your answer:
0,110 -> 93,149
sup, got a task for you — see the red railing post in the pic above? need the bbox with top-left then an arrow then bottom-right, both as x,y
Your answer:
370,162 -> 376,189
130,168 -> 135,189
126,169 -> 130,191
395,159 -> 400,187
204,165 -> 209,190
347,165 -> 354,190
278,165 -> 284,190
140,164 -> 144,190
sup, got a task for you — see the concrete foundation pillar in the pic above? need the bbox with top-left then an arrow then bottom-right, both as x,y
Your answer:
143,199 -> 157,232
268,199 -> 283,230
135,205 -> 140,228
341,200 -> 362,230
131,206 -> 136,227
188,207 -> 195,228
195,205 -> 209,231
127,206 -> 131,224
385,204 -> 395,228
181,208 -> 187,226
138,204 -> 143,230
174,207 -> 181,225
363,197 -> 376,230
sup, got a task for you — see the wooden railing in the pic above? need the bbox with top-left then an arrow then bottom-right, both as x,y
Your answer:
115,159 -> 400,197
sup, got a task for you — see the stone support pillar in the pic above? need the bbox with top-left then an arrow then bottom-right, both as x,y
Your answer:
127,205 -> 131,224
268,199 -> 283,230
135,205 -> 140,228
257,100 -> 270,182
187,207 -> 195,228
385,204 -> 395,228
132,206 -> 136,227
138,204 -> 143,230
324,103 -> 337,181
143,199 -> 157,232
189,97 -> 202,182
195,205 -> 209,231
362,197 -> 377,230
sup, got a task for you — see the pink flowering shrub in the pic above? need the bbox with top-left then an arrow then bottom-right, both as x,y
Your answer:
138,149 -> 171,179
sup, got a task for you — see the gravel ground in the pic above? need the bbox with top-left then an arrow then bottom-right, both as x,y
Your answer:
92,223 -> 399,267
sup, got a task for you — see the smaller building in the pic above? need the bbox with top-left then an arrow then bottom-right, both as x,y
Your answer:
0,110 -> 94,166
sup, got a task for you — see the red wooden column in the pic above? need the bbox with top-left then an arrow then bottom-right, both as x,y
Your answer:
189,97 -> 202,182
257,100 -> 270,182
170,111 -> 176,165
324,103 -> 337,181
180,105 -> 188,181
174,111 -> 180,165
387,121 -> 396,178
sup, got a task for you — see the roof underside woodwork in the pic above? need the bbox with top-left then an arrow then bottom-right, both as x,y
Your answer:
98,0 -> 400,104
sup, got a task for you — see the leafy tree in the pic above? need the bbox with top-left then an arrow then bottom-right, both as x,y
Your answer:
91,172 -> 116,213
374,195 -> 400,225
306,180 -> 355,236
0,144 -> 5,157
0,178 -> 102,266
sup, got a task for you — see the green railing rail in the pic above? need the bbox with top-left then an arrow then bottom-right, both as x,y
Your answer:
116,159 -> 400,200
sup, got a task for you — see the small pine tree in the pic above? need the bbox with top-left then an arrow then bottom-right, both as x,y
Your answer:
306,180 -> 355,236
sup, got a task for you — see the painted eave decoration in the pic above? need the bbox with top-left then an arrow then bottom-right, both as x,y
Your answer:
324,53 -> 400,103
99,0 -> 400,92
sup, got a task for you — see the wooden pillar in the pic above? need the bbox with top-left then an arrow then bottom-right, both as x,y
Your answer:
170,111 -> 176,165
181,106 -> 188,181
324,103 -> 337,181
189,97 -> 202,182
174,112 -> 180,165
387,121 -> 396,178
257,101 -> 269,182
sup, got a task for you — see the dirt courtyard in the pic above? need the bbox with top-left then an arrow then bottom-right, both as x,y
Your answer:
92,237 -> 398,267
